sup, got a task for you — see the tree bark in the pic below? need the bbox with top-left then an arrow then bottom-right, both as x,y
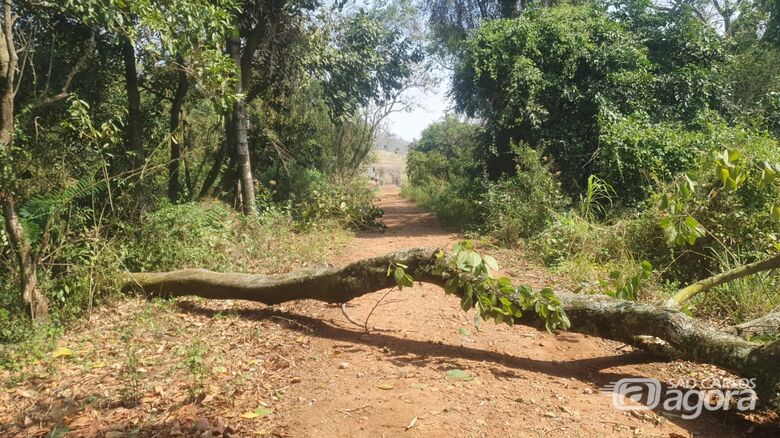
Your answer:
2,193 -> 48,319
0,0 -> 49,320
726,312 -> 780,339
499,0 -> 516,18
666,253 -> 780,308
226,36 -> 255,215
168,57 -> 188,202
122,248 -> 780,407
121,37 -> 144,169
198,139 -> 226,200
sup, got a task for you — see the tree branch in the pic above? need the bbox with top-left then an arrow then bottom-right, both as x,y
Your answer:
725,311 -> 780,339
666,253 -> 780,307
25,30 -> 95,111
122,247 -> 780,407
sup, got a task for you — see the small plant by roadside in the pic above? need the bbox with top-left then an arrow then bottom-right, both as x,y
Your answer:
182,340 -> 209,401
119,328 -> 143,407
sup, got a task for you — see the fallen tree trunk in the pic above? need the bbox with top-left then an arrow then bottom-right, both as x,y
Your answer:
725,311 -> 780,339
122,248 -> 780,408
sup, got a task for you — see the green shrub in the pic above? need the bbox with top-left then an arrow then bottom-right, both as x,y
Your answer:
649,125 -> 780,282
684,248 -> 780,324
406,150 -> 450,187
533,122 -> 780,322
481,145 -> 568,244
0,291 -> 30,344
128,200 -> 237,272
529,209 -> 664,284
1,206 -> 125,344
402,180 -> 481,228
595,117 -> 704,203
292,173 -> 385,230
127,198 -> 352,275
0,323 -> 61,372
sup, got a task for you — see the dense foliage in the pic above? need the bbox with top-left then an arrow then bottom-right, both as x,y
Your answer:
0,0 -> 424,341
404,0 -> 780,323
2,0 -> 779,347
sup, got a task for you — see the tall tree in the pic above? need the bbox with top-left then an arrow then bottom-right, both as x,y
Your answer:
219,0 -> 319,214
121,36 -> 144,170
226,33 -> 256,214
422,0 -> 530,59
318,4 -> 425,175
763,0 -> 780,44
453,4 -> 653,184
168,58 -> 188,202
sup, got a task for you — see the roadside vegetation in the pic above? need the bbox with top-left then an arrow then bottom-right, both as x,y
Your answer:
1,0 -> 425,349
403,1 -> 780,329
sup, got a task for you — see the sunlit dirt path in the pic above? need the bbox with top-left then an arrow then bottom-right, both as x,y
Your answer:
272,185 -> 752,437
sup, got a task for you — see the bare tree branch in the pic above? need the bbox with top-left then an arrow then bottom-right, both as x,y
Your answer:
24,30 -> 95,111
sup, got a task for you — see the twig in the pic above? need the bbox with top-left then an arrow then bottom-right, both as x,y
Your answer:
340,403 -> 371,414
274,353 -> 295,368
269,316 -> 313,333
541,425 -> 568,437
340,303 -> 365,331
363,288 -> 395,332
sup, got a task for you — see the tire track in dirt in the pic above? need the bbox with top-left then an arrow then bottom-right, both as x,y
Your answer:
273,185 -> 750,437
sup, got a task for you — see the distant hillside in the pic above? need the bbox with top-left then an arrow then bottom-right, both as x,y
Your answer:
374,130 -> 411,156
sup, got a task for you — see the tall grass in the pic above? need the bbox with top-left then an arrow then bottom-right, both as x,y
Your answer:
690,249 -> 780,324
578,175 -> 616,222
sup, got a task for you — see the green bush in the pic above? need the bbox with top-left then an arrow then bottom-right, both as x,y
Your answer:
126,198 -> 353,275
0,285 -> 30,344
690,249 -> 780,325
529,121 -> 780,322
292,172 -> 384,230
406,149 -> 450,187
595,116 -> 705,203
128,200 -> 237,272
401,179 -> 482,228
453,4 -> 656,185
526,209 -> 667,302
401,116 -> 483,229
481,145 -> 568,244
406,116 -> 481,187
2,198 -> 126,344
648,124 -> 780,281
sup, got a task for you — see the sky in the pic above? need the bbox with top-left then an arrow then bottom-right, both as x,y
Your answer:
383,76 -> 452,142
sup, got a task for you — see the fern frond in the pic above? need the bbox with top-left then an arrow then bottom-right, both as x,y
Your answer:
18,176 -> 107,242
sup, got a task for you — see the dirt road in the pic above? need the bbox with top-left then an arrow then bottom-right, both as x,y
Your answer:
272,186 -> 751,437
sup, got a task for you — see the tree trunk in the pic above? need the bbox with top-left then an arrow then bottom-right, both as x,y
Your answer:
219,112 -> 239,199
499,0 -> 516,18
0,1 -> 12,141
198,140 -> 226,200
0,0 -> 49,320
183,125 -> 195,199
226,36 -> 255,215
121,37 -> 144,169
168,57 -> 188,202
726,312 -> 780,339
666,253 -> 780,308
122,248 -> 780,408
2,194 -> 48,319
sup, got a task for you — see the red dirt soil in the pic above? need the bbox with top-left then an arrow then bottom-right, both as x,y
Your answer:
273,186 -> 765,437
